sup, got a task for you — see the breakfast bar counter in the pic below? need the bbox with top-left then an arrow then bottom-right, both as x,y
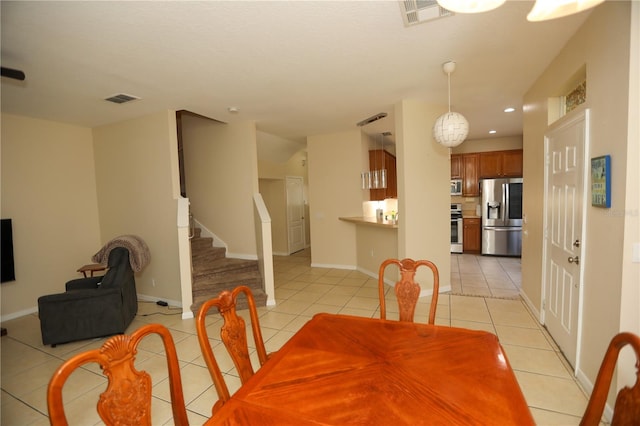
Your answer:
339,216 -> 398,229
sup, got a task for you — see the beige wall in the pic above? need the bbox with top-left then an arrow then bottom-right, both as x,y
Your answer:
618,0 -> 639,391
307,130 -> 364,268
93,111 -> 182,302
258,149 -> 311,250
1,114 -> 101,319
258,179 -> 288,254
452,135 -> 522,154
181,115 -> 259,257
355,225 -> 398,279
395,100 -> 451,291
522,0 -> 635,393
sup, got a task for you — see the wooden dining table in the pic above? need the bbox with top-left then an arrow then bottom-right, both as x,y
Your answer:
205,313 -> 535,425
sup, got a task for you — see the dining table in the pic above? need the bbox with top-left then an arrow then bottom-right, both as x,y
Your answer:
205,313 -> 535,425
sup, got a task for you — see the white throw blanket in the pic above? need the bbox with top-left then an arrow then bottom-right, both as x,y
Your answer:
92,235 -> 151,272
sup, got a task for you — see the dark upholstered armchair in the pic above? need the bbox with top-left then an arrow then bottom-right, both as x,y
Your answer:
38,247 -> 138,346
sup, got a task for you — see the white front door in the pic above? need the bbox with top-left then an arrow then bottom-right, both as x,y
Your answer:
286,176 -> 305,254
543,109 -> 588,368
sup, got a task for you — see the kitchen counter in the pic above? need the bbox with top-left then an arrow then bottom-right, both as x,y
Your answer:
339,216 -> 398,229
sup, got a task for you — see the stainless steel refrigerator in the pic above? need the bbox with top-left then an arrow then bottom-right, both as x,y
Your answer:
481,178 -> 523,256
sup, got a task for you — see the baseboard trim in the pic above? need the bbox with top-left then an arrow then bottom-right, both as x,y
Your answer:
1,306 -> 38,322
310,263 -> 356,270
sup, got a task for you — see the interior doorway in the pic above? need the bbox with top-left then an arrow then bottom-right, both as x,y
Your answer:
286,176 -> 305,254
542,108 -> 589,369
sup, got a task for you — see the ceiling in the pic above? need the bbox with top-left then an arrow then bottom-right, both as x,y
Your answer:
1,1 -> 592,161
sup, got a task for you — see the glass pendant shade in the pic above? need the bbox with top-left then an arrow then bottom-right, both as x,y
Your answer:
361,172 -> 369,189
437,0 -> 506,14
372,169 -> 380,189
433,112 -> 469,148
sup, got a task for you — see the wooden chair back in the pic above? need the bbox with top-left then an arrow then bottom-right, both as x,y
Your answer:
47,323 -> 189,426
196,286 -> 270,405
580,332 -> 640,426
378,258 -> 440,324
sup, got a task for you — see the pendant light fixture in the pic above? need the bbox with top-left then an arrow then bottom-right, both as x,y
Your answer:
436,0 -> 606,21
527,0 -> 606,21
436,0 -> 505,14
433,61 -> 469,148
358,113 -> 389,191
361,133 -> 388,190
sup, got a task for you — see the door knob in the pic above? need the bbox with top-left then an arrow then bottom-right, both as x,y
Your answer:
568,256 -> 580,265
573,239 -> 580,248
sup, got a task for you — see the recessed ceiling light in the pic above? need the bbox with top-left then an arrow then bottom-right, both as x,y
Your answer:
489,130 -> 497,134
504,107 -> 515,113
227,107 -> 239,113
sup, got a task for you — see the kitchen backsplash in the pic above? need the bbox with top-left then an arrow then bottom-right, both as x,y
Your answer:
452,195 -> 481,217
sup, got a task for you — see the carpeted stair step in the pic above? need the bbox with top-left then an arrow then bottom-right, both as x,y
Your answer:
189,226 -> 266,316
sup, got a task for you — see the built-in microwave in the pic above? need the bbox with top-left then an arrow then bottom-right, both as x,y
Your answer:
451,179 -> 462,196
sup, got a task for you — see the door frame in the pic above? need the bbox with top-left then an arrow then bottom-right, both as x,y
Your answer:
541,107 -> 590,372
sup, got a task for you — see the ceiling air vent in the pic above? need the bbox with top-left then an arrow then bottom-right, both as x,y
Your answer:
399,0 -> 453,27
104,93 -> 140,104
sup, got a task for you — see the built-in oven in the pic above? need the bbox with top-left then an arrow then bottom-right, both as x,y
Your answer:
451,203 -> 463,253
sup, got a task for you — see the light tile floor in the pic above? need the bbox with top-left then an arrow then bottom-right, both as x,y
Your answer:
1,250 -> 595,425
451,253 -> 523,298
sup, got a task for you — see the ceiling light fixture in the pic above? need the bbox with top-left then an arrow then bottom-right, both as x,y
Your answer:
504,107 -> 515,113
436,0 -> 505,14
527,0 -> 606,21
436,0 -> 605,21
489,130 -> 497,134
433,61 -> 469,148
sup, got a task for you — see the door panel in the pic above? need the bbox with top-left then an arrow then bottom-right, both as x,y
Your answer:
543,110 -> 587,368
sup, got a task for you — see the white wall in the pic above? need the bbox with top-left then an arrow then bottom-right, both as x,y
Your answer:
0,114 -> 101,319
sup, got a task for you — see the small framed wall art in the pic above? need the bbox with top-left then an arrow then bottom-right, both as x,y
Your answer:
590,155 -> 611,208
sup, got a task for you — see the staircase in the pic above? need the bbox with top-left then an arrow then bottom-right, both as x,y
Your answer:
190,228 -> 267,316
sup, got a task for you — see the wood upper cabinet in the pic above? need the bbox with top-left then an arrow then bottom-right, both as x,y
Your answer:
369,149 -> 397,201
450,154 -> 462,179
479,149 -> 523,178
461,153 -> 479,196
463,217 -> 481,253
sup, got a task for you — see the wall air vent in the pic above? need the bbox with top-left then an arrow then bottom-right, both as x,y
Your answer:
399,0 -> 453,27
104,93 -> 140,104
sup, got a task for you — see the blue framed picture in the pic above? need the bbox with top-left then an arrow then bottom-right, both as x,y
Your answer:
591,155 -> 611,208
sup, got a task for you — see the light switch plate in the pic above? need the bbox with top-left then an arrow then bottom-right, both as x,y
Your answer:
632,243 -> 640,263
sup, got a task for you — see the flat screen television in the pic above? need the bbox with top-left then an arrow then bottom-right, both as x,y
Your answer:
1,218 -> 16,282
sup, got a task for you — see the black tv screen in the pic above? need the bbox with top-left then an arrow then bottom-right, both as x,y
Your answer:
1,219 -> 16,283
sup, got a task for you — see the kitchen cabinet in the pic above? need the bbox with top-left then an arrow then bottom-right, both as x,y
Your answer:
369,149 -> 397,201
463,217 -> 481,253
479,149 -> 523,178
450,154 -> 462,179
461,154 -> 479,196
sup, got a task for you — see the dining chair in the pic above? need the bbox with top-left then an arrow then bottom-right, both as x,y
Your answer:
378,258 -> 440,324
580,332 -> 640,426
196,285 -> 270,389
47,323 -> 189,426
